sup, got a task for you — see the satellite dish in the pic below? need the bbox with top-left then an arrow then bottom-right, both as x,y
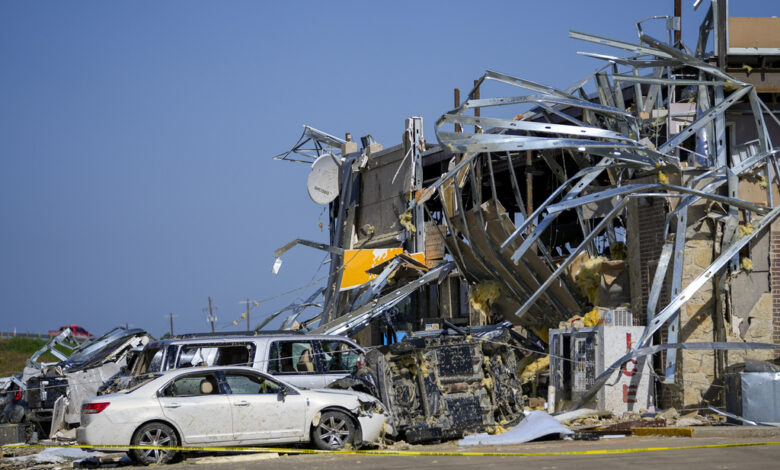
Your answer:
307,153 -> 341,205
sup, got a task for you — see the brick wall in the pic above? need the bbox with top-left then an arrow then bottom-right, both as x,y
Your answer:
634,199 -> 675,407
637,199 -> 670,323
772,231 -> 780,357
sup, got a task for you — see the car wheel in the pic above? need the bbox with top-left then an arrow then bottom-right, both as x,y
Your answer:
312,411 -> 356,450
130,422 -> 179,465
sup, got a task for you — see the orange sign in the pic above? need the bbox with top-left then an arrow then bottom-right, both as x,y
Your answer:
339,249 -> 425,291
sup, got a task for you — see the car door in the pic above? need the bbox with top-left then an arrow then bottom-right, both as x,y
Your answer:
223,371 -> 307,443
266,340 -> 324,389
316,339 -> 362,385
157,371 -> 233,444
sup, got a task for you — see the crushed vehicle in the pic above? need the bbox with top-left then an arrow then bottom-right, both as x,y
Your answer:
330,324 -> 544,443
100,332 -> 365,394
2,327 -> 150,438
78,366 -> 390,465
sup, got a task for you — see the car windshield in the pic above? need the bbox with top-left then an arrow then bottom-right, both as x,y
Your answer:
62,328 -> 144,370
67,328 -> 135,363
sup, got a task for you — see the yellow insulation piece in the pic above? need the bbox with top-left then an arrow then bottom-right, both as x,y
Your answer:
399,212 -> 416,233
658,170 -> 668,184
531,327 -> 549,344
759,176 -> 768,189
738,223 -> 755,238
609,242 -> 627,260
481,376 -> 494,390
575,256 -> 607,305
488,425 -> 507,435
584,308 -> 600,327
519,356 -> 549,384
741,257 -> 753,272
469,281 -> 501,319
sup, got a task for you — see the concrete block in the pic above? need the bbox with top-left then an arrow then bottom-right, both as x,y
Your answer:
341,141 -> 358,156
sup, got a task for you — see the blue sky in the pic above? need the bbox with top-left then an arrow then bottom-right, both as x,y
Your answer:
0,1 -> 772,338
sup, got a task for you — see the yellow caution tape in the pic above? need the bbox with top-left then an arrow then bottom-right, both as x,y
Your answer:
633,427 -> 694,437
2,441 -> 780,457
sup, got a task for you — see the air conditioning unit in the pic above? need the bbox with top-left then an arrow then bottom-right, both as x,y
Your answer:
549,326 -> 653,414
598,307 -> 633,326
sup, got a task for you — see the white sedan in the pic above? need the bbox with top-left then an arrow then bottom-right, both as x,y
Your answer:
77,366 -> 389,465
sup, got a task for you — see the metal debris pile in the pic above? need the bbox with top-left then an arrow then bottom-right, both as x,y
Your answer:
1,328 -> 150,439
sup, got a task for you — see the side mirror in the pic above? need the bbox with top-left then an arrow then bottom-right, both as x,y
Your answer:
277,385 -> 288,402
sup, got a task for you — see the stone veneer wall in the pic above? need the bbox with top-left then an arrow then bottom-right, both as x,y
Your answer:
675,222 -> 718,408
671,220 -> 776,409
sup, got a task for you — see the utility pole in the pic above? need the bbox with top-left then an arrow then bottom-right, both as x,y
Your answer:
164,313 -> 179,336
203,297 -> 218,333
674,0 -> 682,44
454,88 -> 462,133
239,299 -> 252,331
473,79 -> 481,134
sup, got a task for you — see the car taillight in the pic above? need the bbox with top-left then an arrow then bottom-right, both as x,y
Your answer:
13,390 -> 22,402
82,402 -> 110,414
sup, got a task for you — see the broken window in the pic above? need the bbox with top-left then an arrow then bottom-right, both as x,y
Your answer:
135,347 -> 164,375
175,344 -> 254,369
319,340 -> 358,372
268,341 -> 316,374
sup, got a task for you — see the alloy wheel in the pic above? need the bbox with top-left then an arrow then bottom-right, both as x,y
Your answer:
318,415 -> 351,448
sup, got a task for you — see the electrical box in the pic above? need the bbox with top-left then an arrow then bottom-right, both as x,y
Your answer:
549,326 -> 653,414
0,424 -> 26,445
725,372 -> 780,425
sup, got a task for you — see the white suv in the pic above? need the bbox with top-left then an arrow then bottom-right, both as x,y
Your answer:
127,333 -> 364,390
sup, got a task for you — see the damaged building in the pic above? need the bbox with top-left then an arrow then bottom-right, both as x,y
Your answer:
271,0 -> 780,419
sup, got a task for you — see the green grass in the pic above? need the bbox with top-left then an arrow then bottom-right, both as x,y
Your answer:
0,337 -> 49,354
0,337 -> 64,376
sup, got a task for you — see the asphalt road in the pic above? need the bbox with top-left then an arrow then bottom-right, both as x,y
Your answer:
164,436 -> 780,470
